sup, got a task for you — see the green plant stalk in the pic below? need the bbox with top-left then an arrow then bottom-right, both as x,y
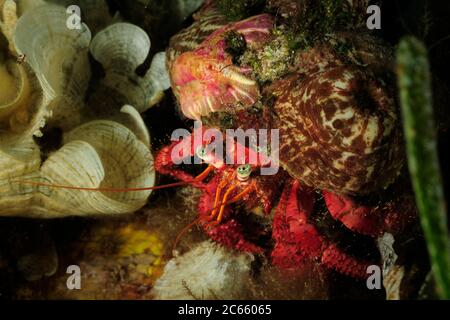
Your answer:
397,36 -> 450,299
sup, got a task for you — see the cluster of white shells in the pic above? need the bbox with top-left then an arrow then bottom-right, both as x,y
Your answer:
0,0 -> 171,217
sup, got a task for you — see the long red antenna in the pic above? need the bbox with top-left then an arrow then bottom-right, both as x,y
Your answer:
171,217 -> 202,255
12,179 -> 195,192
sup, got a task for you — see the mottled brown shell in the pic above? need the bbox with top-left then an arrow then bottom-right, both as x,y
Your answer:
271,65 -> 404,195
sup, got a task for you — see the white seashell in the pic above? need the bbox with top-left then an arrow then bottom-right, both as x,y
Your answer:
0,119 -> 154,217
173,0 -> 204,22
0,41 -> 48,189
0,0 -> 18,51
152,241 -> 253,300
0,135 -> 42,217
118,104 -> 151,148
13,4 -> 91,128
15,0 -> 46,16
0,57 -> 49,143
377,233 -> 404,300
91,22 -> 150,73
137,0 -> 203,25
14,4 -> 91,100
46,0 -> 113,34
90,23 -> 170,112
383,265 -> 404,300
63,120 -> 155,207
1,3 -> 157,218
147,51 -> 172,97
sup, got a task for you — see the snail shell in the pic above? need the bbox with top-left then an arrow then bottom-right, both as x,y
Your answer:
271,65 -> 403,195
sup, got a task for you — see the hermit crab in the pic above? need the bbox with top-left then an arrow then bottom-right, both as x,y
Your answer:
152,123 -> 415,278
6,0 -> 418,280
157,0 -> 417,278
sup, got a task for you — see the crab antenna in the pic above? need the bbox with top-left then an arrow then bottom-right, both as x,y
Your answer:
171,217 -> 202,256
12,165 -> 217,193
12,179 -> 195,192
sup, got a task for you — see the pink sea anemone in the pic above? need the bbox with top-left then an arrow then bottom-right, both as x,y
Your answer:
169,14 -> 274,119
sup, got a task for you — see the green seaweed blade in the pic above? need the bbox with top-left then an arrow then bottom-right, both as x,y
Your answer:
397,36 -> 450,299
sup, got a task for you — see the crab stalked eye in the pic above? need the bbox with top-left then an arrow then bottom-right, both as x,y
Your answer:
196,146 -> 208,159
237,164 -> 252,181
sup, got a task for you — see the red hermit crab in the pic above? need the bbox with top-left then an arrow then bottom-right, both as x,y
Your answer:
163,1 -> 418,278
14,1 -> 418,281
155,124 -> 284,253
153,124 -> 415,278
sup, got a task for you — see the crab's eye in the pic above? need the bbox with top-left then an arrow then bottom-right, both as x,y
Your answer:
196,146 -> 208,159
236,164 -> 252,181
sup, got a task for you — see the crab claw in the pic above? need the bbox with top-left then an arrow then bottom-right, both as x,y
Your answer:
155,140 -> 204,186
272,180 -> 376,279
154,126 -> 223,187
323,180 -> 417,237
323,191 -> 384,237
